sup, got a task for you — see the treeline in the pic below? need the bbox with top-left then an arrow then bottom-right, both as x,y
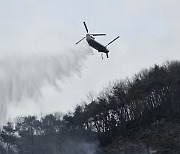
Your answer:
1,60 -> 180,153
0,114 -> 98,154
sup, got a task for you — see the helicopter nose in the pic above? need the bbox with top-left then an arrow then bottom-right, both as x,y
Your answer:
106,47 -> 109,53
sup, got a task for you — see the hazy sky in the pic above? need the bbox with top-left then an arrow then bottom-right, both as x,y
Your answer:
0,0 -> 180,122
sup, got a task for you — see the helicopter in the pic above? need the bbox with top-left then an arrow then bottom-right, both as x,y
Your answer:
76,22 -> 119,59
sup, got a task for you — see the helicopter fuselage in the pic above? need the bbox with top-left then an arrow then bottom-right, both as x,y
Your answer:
75,22 -> 119,59
86,34 -> 109,54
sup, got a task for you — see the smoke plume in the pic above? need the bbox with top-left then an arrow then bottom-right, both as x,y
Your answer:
0,47 -> 92,125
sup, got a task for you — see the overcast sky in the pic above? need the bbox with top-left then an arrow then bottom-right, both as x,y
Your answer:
0,0 -> 180,122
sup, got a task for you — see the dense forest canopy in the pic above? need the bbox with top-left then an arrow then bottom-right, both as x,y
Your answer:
0,60 -> 180,154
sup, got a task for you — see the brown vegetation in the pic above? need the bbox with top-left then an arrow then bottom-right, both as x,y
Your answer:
1,60 -> 180,153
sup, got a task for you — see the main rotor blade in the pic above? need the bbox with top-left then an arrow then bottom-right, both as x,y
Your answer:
75,37 -> 86,45
106,36 -> 120,46
91,33 -> 106,36
83,22 -> 88,33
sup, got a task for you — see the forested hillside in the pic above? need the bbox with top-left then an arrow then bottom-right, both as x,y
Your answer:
1,60 -> 180,154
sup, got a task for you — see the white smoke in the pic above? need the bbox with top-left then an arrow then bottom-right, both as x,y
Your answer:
60,141 -> 98,154
0,47 -> 92,125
